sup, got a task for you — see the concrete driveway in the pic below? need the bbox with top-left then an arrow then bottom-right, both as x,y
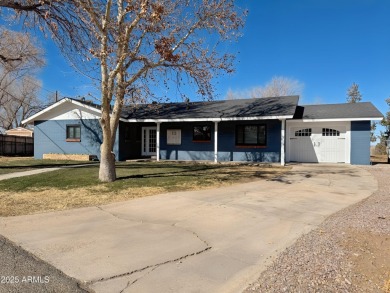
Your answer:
0,164 -> 377,293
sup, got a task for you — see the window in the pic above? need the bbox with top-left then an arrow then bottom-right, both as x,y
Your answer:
295,128 -> 312,137
236,125 -> 266,146
167,129 -> 181,145
66,125 -> 81,141
193,126 -> 211,142
322,128 -> 340,136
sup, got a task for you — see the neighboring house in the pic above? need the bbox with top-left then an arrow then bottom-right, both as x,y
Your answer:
21,96 -> 383,165
5,127 -> 34,137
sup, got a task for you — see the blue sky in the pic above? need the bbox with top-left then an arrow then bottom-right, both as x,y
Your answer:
35,0 -> 390,117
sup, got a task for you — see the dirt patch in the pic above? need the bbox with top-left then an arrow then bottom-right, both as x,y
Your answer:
343,229 -> 390,292
0,187 -> 165,217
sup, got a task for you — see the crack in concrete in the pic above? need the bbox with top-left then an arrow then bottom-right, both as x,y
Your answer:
118,266 -> 158,293
96,206 -> 144,224
91,206 -> 212,289
171,222 -> 211,247
90,245 -> 212,286
96,206 -> 212,248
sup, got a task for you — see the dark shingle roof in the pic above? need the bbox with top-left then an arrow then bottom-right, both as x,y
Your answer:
294,102 -> 383,120
121,96 -> 299,120
70,97 -> 382,121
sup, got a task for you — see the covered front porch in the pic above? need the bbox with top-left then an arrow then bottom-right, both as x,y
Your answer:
118,119 -> 287,165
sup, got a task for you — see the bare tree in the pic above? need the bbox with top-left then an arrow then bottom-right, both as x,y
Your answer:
0,0 -> 92,66
84,1 -> 246,182
253,76 -> 303,98
226,76 -> 303,100
0,27 -> 44,69
0,76 -> 42,129
346,82 -> 362,103
1,1 -> 246,182
0,27 -> 44,129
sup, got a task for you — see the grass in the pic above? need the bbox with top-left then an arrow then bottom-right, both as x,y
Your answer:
0,157 -> 96,175
0,161 -> 289,217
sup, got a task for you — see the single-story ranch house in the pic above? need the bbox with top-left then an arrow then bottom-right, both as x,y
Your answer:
22,96 -> 383,165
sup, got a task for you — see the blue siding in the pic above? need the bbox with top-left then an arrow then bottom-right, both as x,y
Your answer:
34,119 -> 119,160
350,121 -> 371,165
159,120 -> 281,162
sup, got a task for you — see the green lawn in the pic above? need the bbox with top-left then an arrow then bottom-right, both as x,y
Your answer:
0,161 -> 282,192
0,161 -> 289,217
0,157 -> 95,175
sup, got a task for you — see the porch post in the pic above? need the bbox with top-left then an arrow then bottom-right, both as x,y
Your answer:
156,122 -> 161,162
280,119 -> 286,166
214,121 -> 219,163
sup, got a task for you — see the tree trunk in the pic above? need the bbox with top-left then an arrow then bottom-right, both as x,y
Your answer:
99,140 -> 116,182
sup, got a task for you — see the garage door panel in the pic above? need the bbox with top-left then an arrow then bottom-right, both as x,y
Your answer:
289,125 -> 346,163
320,137 -> 345,163
290,137 -> 318,162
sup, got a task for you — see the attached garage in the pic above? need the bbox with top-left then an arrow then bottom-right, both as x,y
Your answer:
287,121 -> 350,163
286,103 -> 383,165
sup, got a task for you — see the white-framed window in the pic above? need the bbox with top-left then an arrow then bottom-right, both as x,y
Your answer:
167,129 -> 181,145
295,128 -> 312,137
322,128 -> 340,136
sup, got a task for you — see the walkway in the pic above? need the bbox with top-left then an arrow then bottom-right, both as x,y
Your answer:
0,163 -> 98,181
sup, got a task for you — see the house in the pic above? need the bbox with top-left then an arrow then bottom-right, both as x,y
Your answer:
5,127 -> 34,137
21,96 -> 383,165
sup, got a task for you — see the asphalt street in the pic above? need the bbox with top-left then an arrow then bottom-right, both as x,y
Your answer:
0,235 -> 89,293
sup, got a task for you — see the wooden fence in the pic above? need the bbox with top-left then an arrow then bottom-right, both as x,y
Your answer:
0,134 -> 34,156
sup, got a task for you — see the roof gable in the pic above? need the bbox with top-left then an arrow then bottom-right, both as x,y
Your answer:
22,98 -> 101,124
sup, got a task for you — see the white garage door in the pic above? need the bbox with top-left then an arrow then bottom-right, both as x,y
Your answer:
289,126 -> 346,163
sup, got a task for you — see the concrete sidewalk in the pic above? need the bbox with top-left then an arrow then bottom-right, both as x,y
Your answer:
0,164 -> 377,293
0,168 -> 62,181
0,163 -> 98,181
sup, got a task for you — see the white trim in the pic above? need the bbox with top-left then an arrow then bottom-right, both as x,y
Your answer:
22,98 -> 130,124
22,99 -> 69,124
125,115 -> 294,123
345,122 -> 351,164
156,123 -> 161,161
214,121 -> 219,163
141,126 -> 157,156
289,117 -> 382,123
280,119 -> 285,166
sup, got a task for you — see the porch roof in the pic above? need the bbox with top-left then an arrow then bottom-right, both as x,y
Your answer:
121,95 -> 299,121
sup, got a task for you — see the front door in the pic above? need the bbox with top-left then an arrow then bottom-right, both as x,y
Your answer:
142,127 -> 157,156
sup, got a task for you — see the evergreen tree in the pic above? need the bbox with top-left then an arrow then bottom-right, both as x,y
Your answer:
346,82 -> 362,103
